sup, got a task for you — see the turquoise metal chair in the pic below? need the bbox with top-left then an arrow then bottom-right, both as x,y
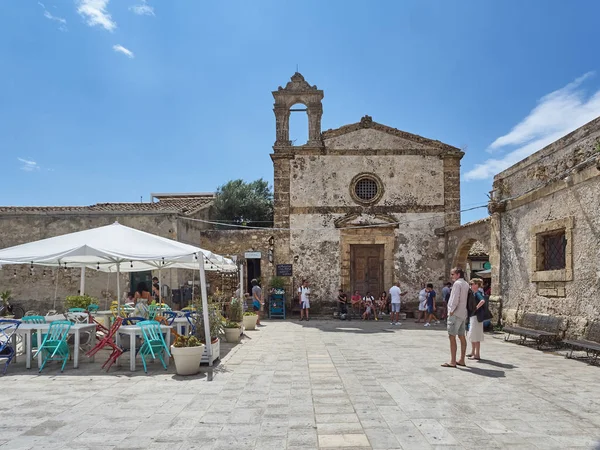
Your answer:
21,315 -> 46,348
34,320 -> 72,372
68,308 -> 86,313
87,304 -> 99,313
137,320 -> 170,373
147,304 -> 158,321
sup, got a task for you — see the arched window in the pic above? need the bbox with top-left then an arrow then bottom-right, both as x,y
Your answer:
288,103 -> 308,146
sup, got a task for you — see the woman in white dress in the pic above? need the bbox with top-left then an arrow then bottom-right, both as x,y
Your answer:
467,278 -> 486,360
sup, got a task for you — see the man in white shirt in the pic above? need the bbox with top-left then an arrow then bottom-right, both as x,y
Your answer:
442,267 -> 469,368
388,281 -> 407,325
298,279 -> 310,321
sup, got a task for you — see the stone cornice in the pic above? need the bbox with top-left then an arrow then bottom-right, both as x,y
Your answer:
321,115 -> 461,154
290,205 -> 445,215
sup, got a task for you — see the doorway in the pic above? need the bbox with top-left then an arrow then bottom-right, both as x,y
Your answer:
130,271 -> 153,297
246,258 -> 261,293
350,245 -> 383,296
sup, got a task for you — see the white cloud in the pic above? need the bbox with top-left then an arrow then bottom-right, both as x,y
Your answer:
129,0 -> 154,16
38,2 -> 67,31
465,73 -> 600,181
77,0 -> 116,32
18,158 -> 41,172
113,44 -> 134,58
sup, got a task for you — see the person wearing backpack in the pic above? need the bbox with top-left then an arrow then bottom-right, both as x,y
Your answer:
467,278 -> 486,360
441,268 -> 469,368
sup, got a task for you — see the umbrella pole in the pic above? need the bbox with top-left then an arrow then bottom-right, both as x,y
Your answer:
239,263 -> 244,302
79,267 -> 85,295
198,256 -> 212,366
117,263 -> 121,312
53,267 -> 60,310
106,272 -> 110,310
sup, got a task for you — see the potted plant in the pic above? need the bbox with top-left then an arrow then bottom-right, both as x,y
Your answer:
170,334 -> 205,376
65,294 -> 97,310
243,311 -> 258,330
1,290 -> 13,317
194,302 -> 224,364
223,320 -> 242,344
269,276 -> 286,295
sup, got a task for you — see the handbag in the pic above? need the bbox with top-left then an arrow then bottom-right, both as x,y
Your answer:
477,300 -> 493,323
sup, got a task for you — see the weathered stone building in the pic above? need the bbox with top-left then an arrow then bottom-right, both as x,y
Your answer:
487,117 -> 600,337
266,73 -> 464,305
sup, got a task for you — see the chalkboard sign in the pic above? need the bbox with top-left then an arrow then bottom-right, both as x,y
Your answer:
276,264 -> 293,277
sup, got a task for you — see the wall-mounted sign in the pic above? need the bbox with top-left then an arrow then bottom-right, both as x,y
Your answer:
276,264 -> 293,277
244,251 -> 262,259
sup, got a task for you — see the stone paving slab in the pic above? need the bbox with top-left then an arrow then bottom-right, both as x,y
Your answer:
1,319 -> 600,449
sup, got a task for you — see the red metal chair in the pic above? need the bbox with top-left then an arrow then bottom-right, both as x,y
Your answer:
86,317 -> 123,371
88,312 -> 110,339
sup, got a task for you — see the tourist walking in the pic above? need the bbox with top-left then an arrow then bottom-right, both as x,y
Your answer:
441,268 -> 469,368
416,285 -> 427,323
441,282 -> 451,320
298,279 -> 311,321
467,278 -> 486,360
424,283 -> 440,326
388,281 -> 407,325
251,279 -> 263,326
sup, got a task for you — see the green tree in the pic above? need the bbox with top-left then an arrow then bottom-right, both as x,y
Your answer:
213,179 -> 273,227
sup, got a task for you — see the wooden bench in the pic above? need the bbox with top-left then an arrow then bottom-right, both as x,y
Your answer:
504,313 -> 565,349
563,321 -> 600,362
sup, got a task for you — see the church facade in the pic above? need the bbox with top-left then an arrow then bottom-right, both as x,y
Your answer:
269,73 -> 463,304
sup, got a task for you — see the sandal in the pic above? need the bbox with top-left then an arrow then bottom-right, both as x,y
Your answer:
440,363 -> 456,368
456,362 -> 467,367
468,356 -> 480,360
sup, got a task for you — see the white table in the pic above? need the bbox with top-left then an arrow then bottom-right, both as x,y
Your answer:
172,317 -> 194,336
117,324 -> 172,372
15,323 -> 96,370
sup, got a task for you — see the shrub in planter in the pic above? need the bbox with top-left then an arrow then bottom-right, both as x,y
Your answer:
269,276 -> 285,291
65,294 -> 97,310
229,298 -> 243,322
243,311 -> 258,330
171,334 -> 205,376
223,320 -> 242,343
1,290 -> 12,317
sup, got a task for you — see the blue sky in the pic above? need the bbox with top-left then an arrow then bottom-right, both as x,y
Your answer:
1,0 -> 599,224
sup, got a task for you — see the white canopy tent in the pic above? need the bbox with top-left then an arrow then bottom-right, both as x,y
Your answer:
0,222 -> 237,364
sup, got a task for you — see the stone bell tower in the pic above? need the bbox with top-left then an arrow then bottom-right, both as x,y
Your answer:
271,73 -> 324,228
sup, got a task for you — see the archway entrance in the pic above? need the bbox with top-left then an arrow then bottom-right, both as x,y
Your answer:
453,239 -> 490,287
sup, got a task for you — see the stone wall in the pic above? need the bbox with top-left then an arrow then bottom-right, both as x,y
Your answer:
0,212 -> 178,312
289,155 -> 444,208
491,117 -> 600,337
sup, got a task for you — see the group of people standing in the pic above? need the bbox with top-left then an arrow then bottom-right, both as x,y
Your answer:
442,268 -> 489,366
334,269 -> 490,364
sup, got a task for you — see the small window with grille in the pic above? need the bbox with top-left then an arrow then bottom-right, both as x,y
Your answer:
537,231 -> 566,271
355,178 -> 378,201
350,173 -> 383,205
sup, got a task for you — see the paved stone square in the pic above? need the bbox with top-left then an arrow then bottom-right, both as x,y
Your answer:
2,319 -> 600,449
